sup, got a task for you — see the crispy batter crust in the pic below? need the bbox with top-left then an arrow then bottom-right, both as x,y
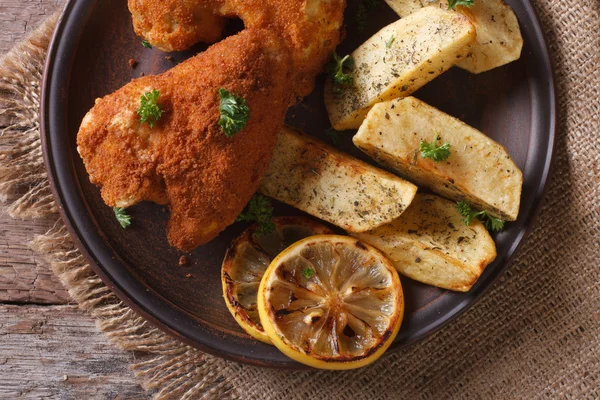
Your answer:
77,30 -> 293,250
128,0 -> 345,97
128,0 -> 226,51
79,0 -> 345,251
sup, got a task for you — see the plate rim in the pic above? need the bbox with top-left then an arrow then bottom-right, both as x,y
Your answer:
40,0 -> 557,368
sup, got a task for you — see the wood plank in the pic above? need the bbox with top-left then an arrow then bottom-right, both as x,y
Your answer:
0,0 -> 69,305
0,209 -> 69,304
0,2 -> 147,398
0,304 -> 147,399
0,0 -> 64,54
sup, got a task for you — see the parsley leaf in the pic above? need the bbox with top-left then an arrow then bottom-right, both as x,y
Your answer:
447,0 -> 474,10
456,201 -> 505,232
137,90 -> 163,128
355,0 -> 381,33
113,207 -> 131,229
355,4 -> 368,33
386,36 -> 396,48
141,40 -> 152,49
420,134 -> 451,162
302,268 -> 315,279
364,0 -> 380,9
327,53 -> 354,94
456,201 -> 476,225
236,194 -> 276,236
324,127 -> 348,146
484,215 -> 505,232
218,88 -> 250,138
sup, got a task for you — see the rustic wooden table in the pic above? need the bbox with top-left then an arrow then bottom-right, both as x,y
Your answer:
0,1 -> 147,398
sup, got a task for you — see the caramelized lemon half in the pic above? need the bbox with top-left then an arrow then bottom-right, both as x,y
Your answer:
222,217 -> 333,343
257,235 -> 404,369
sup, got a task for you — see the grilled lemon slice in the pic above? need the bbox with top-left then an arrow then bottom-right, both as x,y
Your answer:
257,235 -> 404,369
222,217 -> 333,344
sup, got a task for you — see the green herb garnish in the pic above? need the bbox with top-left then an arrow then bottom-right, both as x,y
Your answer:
447,0 -> 474,10
365,0 -> 380,9
386,36 -> 396,48
420,134 -> 451,162
237,194 -> 275,236
456,201 -> 505,232
137,89 -> 163,128
355,4 -> 368,33
302,268 -> 315,279
327,53 -> 354,94
355,0 -> 381,33
113,207 -> 131,229
141,40 -> 152,49
325,127 -> 348,146
218,88 -> 250,138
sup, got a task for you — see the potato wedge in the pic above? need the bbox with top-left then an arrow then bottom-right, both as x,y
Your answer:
352,194 -> 497,292
324,6 -> 475,130
259,127 -> 417,232
353,96 -> 522,221
383,0 -> 523,73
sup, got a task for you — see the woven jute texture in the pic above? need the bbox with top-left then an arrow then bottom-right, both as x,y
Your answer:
1,1 -> 599,398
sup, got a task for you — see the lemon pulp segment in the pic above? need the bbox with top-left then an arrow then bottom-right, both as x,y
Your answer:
222,217 -> 333,343
258,235 -> 404,369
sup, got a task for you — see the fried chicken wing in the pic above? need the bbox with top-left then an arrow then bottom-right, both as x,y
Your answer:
128,0 -> 345,96
77,30 -> 293,250
79,0 -> 345,251
128,0 -> 226,51
220,0 -> 346,96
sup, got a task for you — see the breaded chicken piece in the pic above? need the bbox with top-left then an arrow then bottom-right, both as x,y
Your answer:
128,0 -> 226,51
77,30 -> 293,251
220,0 -> 346,97
79,0 -> 345,251
128,0 -> 345,97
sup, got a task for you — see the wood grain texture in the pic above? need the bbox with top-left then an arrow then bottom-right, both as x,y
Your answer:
0,0 -> 63,53
0,0 -> 68,306
0,305 -> 146,399
1,2 -> 146,398
0,214 -> 68,304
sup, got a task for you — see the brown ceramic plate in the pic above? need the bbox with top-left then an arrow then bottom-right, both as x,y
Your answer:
41,0 -> 555,368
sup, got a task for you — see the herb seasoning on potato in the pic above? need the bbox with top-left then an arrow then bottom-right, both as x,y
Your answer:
352,194 -> 497,292
353,96 -> 523,221
324,7 -> 476,130
384,0 -> 523,73
260,127 -> 417,232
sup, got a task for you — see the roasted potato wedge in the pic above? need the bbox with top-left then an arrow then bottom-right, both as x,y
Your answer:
259,127 -> 417,232
352,194 -> 497,292
383,0 -> 523,73
353,96 -> 522,220
324,6 -> 475,130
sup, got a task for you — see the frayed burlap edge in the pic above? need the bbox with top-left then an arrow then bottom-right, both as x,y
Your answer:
0,15 -> 57,219
0,13 -> 241,400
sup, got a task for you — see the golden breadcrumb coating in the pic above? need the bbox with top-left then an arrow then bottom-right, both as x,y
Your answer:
79,0 -> 346,251
128,0 -> 345,97
77,30 -> 292,250
128,0 -> 226,51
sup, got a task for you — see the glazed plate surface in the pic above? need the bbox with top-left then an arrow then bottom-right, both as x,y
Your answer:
41,0 -> 555,367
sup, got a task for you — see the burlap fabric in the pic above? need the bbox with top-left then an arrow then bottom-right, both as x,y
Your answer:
1,0 -> 598,398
